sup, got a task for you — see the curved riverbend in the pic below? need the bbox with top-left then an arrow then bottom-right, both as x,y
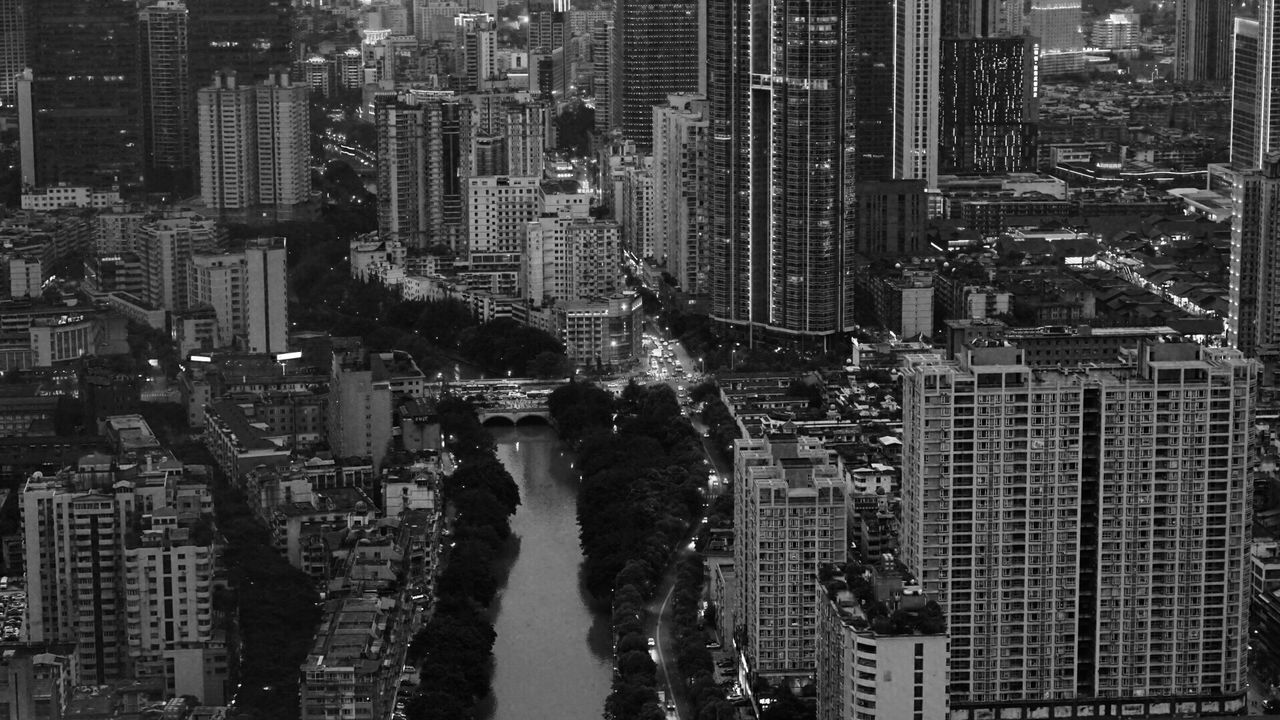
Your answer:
484,424 -> 613,720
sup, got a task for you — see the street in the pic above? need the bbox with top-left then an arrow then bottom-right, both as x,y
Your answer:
644,318 -> 734,720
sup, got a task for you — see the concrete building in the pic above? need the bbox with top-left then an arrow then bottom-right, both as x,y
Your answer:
896,0 -> 941,187
189,237 -> 287,353
855,181 -> 929,258
328,348 -> 423,471
465,175 -> 543,254
652,94 -> 708,293
1029,0 -> 1084,76
124,511 -> 225,704
816,563 -> 948,720
0,644 -> 77,720
198,70 -> 256,210
136,211 -> 224,312
21,185 -> 122,212
139,0 -> 194,195
524,214 -> 621,306
1228,155 -> 1280,359
0,0 -> 25,107
609,0 -> 699,147
8,255 -> 40,299
1092,11 -> 1139,50
299,597 -> 404,720
708,0 -> 859,340
255,70 -> 310,208
901,340 -> 1256,714
22,447 -> 224,697
734,432 -> 847,678
374,90 -> 466,251
872,271 -> 935,339
938,36 -> 1039,175
558,293 -> 642,369
620,159 -> 655,259
1175,0 -> 1234,82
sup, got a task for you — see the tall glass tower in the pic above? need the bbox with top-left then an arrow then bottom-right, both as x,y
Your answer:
707,0 -> 857,344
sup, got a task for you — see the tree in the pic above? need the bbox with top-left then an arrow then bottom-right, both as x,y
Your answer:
446,457 -> 521,516
529,350 -> 570,379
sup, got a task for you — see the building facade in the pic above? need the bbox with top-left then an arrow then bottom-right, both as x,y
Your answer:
1175,0 -> 1235,82
707,0 -> 858,342
735,432 -> 847,678
140,0 -> 195,195
198,71 -> 257,210
939,36 -> 1039,175
652,94 -> 709,294
610,0 -> 699,148
901,340 -> 1255,714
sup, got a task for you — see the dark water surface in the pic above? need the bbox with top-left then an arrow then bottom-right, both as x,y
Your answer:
484,424 -> 612,720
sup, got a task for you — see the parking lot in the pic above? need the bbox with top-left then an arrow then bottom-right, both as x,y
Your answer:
0,587 -> 26,641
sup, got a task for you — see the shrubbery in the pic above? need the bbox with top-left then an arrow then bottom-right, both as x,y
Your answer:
551,381 -> 726,720
404,397 -> 521,720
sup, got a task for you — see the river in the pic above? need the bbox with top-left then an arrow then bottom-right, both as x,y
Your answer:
484,425 -> 613,720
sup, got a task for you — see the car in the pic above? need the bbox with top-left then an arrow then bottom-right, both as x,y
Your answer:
647,637 -> 656,648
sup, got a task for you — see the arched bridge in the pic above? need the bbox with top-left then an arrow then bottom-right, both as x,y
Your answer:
478,406 -> 555,427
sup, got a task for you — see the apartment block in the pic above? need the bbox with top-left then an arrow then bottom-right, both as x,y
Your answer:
734,432 -> 847,678
901,340 -> 1255,715
652,94 -> 708,293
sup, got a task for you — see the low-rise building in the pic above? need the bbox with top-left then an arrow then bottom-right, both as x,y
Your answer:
816,562 -> 948,720
299,596 -> 405,720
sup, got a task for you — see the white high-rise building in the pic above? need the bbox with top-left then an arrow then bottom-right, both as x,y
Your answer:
734,432 -> 848,679
894,0 -> 940,188
506,102 -> 549,177
620,158 -> 656,258
245,236 -> 288,354
189,236 -> 287,353
465,175 -> 543,254
22,446 -> 223,699
255,70 -> 310,207
136,211 -> 224,311
1029,0 -> 1084,76
523,214 -> 621,305
652,94 -> 708,293
198,70 -> 256,210
901,340 -> 1255,715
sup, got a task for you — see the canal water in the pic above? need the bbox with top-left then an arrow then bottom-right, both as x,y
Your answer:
484,424 -> 613,720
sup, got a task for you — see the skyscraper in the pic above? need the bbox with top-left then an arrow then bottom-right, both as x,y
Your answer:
895,0 -> 941,186
21,0 -> 144,191
735,432 -> 847,678
942,0 -> 1019,37
1029,0 -> 1084,76
1176,0 -> 1236,82
1229,155 -> 1280,359
853,0 -> 895,183
1229,2 -> 1280,171
1231,17 -> 1264,170
186,0 -> 292,87
198,71 -> 257,211
611,0 -> 699,148
939,36 -> 1039,175
0,0 -> 26,107
707,0 -> 858,343
902,340 -> 1255,714
140,0 -> 195,196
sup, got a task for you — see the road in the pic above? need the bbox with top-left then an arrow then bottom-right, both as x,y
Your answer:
645,320 -> 724,720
